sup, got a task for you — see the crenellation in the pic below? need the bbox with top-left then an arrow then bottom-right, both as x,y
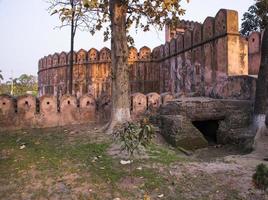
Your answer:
183,30 -> 192,50
39,95 -> 57,114
176,34 -> 184,53
47,55 -> 53,68
202,17 -> 214,42
79,94 -> 96,123
0,94 -> 16,115
17,95 -> 37,114
215,9 -> 227,37
193,23 -> 202,46
138,46 -> 151,60
128,46 -> 138,61
52,53 -> 59,67
248,32 -> 261,75
99,47 -> 111,61
59,51 -> 67,66
88,48 -> 99,62
77,49 -> 87,64
147,92 -> 161,110
131,92 -> 147,116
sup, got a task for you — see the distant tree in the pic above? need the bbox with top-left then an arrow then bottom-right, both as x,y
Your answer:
48,0 -> 97,94
11,74 -> 38,96
0,70 -> 3,84
241,0 -> 268,36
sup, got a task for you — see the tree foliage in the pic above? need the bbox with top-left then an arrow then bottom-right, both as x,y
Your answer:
83,0 -> 187,44
0,74 -> 38,96
48,0 -> 99,34
241,0 -> 268,36
49,0 -> 188,44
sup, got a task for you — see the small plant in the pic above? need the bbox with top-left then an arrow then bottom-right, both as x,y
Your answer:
253,163 -> 268,190
113,118 -> 155,182
113,118 -> 155,157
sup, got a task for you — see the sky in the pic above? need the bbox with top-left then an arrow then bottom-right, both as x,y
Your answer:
0,0 -> 255,80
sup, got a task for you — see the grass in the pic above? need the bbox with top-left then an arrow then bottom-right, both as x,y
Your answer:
147,143 -> 187,165
0,126 -> 262,199
0,129 -> 125,183
133,167 -> 166,191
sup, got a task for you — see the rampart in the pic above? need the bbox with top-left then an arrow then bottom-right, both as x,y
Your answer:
38,9 -> 258,101
153,9 -> 255,99
38,46 -> 158,98
0,92 -> 173,131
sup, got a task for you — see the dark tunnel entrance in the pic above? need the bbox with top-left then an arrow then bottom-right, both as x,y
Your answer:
192,120 -> 220,145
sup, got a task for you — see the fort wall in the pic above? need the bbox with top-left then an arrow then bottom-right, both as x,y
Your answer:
0,9 -> 260,131
153,9 -> 255,99
38,46 -> 159,99
38,9 -> 257,101
0,93 -> 173,131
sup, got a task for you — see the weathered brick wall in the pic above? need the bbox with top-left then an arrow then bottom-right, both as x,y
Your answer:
153,9 -> 254,100
38,47 -> 159,99
38,9 -> 257,102
2,8 -> 260,136
0,93 -> 173,131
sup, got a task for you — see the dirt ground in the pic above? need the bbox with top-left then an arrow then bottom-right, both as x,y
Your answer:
0,124 -> 267,200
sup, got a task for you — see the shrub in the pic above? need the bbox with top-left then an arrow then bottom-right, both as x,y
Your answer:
253,163 -> 268,190
113,118 -> 155,157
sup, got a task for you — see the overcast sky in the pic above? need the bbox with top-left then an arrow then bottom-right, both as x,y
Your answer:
0,0 -> 255,80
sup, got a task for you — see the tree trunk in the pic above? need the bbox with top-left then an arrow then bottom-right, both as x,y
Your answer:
109,0 -> 131,126
254,27 -> 268,128
68,0 -> 75,95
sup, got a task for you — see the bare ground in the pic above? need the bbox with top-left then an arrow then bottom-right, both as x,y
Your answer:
0,124 -> 267,200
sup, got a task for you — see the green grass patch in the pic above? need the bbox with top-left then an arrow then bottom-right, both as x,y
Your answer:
67,143 -> 126,183
147,144 -> 186,165
0,130 -> 125,185
133,168 -> 166,191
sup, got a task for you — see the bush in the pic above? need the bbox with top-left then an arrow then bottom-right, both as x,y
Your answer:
113,118 -> 155,157
253,163 -> 268,190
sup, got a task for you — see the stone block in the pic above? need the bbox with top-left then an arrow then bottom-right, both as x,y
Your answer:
159,115 -> 208,150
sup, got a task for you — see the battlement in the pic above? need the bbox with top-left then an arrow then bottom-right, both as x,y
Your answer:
165,19 -> 201,42
0,9 -> 261,131
38,46 -> 153,71
37,8 -> 257,106
0,92 -> 174,131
